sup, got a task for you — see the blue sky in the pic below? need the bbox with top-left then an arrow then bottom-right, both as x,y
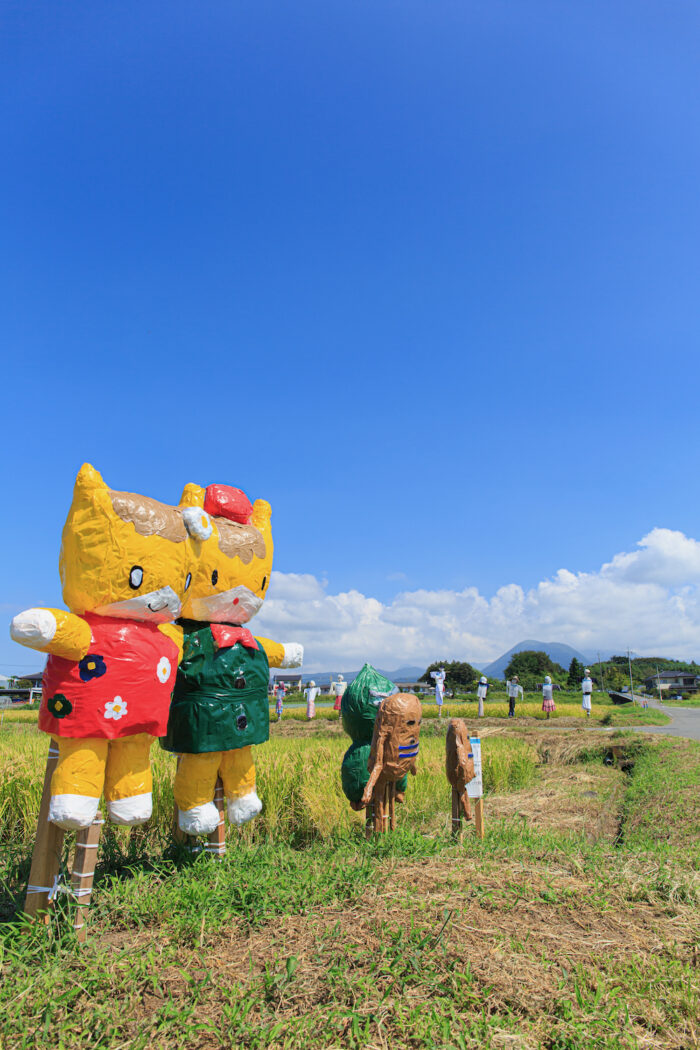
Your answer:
2,2 -> 700,673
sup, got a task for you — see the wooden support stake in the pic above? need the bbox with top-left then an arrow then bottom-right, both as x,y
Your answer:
172,756 -> 187,844
364,802 -> 374,841
373,789 -> 384,835
451,786 -> 462,840
474,797 -> 485,840
205,777 -> 226,859
71,816 -> 103,942
24,742 -> 65,923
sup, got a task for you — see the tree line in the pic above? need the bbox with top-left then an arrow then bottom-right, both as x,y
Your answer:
419,652 -> 699,693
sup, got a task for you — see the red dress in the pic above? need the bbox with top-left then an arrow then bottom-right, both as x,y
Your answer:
39,614 -> 179,740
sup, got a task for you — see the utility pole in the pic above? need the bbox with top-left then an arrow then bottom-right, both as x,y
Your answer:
655,664 -> 663,703
627,648 -> 636,705
597,652 -> 606,693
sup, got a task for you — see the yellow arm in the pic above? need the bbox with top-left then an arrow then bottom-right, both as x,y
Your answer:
10,607 -> 92,662
158,622 -> 184,662
255,636 -> 287,667
255,637 -> 303,669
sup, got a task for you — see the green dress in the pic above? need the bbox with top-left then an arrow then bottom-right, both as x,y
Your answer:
161,620 -> 270,755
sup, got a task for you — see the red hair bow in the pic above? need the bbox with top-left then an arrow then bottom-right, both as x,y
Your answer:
203,484 -> 253,524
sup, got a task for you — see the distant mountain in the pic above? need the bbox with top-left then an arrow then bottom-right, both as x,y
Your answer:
482,640 -> 588,680
272,666 -> 426,686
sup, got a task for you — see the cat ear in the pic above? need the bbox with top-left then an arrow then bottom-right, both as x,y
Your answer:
182,506 -> 213,541
251,499 -> 271,530
75,462 -> 107,494
179,483 -> 205,508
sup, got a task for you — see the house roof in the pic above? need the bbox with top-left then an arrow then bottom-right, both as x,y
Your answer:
645,670 -> 700,681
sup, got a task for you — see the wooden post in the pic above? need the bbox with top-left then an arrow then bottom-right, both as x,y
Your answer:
205,777 -> 226,859
172,756 -> 186,844
364,802 -> 374,841
70,816 -> 103,942
373,789 -> 384,835
451,786 -> 462,840
24,741 -> 65,922
474,797 -> 485,840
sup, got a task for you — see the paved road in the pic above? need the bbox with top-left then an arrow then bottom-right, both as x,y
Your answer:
613,699 -> 700,742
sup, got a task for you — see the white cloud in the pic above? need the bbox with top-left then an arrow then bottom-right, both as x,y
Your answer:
253,528 -> 700,671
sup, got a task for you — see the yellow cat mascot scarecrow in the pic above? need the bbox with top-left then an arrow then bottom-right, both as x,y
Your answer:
161,482 -> 303,837
10,464 -> 194,830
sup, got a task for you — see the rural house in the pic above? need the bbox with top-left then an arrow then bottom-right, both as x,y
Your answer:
643,670 -> 700,695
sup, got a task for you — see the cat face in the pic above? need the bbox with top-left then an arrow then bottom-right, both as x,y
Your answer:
178,483 -> 273,624
59,463 -> 193,621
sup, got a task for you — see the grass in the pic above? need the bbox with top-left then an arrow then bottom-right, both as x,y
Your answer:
0,724 -> 537,852
1,724 -> 698,1048
660,695 -> 700,708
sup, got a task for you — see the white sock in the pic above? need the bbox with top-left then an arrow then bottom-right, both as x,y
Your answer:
107,793 -> 152,827
49,794 -> 100,830
227,790 -> 263,826
178,802 -> 220,836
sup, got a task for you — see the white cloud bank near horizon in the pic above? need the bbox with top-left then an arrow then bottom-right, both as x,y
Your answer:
253,528 -> 700,670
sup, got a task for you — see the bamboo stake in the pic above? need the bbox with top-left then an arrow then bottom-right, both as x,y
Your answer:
474,797 -> 485,840
451,786 -> 462,840
24,742 -> 65,923
205,776 -> 226,859
373,789 -> 384,835
364,802 -> 374,841
171,756 -> 187,844
71,815 -> 103,942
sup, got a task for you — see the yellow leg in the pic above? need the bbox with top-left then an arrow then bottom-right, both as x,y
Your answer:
219,746 -> 262,825
104,734 -> 154,826
174,752 -> 223,836
49,737 -> 108,829
174,751 -> 222,810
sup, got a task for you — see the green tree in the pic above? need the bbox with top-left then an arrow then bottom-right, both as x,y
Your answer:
503,651 -> 565,691
567,658 -> 585,689
420,661 -> 477,693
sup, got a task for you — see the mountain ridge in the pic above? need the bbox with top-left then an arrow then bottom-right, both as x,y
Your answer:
482,640 -> 588,680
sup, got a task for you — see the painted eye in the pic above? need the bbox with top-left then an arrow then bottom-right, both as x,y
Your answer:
184,572 -> 192,591
211,569 -> 218,586
261,576 -> 267,591
129,566 -> 143,590
407,719 -> 416,725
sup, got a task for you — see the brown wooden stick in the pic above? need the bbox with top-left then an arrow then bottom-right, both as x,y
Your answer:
474,797 -> 485,840
172,756 -> 187,844
205,776 -> 226,859
71,814 -> 103,943
364,802 -> 374,841
388,782 -> 396,831
24,741 -> 65,923
373,788 -> 384,835
451,785 -> 461,840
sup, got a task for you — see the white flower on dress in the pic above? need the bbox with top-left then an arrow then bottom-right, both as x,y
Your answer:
104,696 -> 128,721
156,656 -> 172,684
